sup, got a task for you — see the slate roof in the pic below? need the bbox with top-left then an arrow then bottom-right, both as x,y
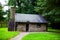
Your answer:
15,13 -> 47,23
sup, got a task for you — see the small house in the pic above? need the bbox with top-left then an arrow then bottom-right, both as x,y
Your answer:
8,7 -> 48,32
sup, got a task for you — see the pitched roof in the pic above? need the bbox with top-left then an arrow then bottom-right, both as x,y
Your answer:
15,13 -> 47,23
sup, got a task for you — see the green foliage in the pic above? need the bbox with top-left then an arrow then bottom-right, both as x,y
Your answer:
0,3 -> 5,21
35,0 -> 46,13
38,0 -> 60,27
8,0 -> 16,6
0,23 -> 7,28
46,0 -> 60,7
8,0 -> 37,13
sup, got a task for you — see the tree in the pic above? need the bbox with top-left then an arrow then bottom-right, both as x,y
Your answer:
44,0 -> 60,29
0,3 -> 5,21
8,0 -> 37,14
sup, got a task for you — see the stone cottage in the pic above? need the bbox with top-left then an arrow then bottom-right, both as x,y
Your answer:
8,7 -> 48,32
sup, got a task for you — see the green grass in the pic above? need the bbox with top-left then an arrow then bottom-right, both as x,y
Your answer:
48,27 -> 60,32
22,32 -> 60,40
0,28 -> 19,40
22,28 -> 60,40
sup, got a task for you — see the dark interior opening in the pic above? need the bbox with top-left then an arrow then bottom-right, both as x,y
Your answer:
26,23 -> 29,32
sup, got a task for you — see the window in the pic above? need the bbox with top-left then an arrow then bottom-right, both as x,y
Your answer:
37,24 -> 41,28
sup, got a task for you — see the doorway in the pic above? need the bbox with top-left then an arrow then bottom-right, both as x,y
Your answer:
26,24 -> 29,32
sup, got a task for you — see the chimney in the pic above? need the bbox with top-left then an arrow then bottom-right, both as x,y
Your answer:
8,7 -> 15,31
10,7 -> 15,20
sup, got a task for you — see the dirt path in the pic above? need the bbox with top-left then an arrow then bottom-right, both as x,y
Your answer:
10,32 -> 29,40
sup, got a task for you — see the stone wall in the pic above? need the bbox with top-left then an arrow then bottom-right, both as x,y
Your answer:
40,24 -> 46,31
17,23 -> 46,32
17,23 -> 26,32
29,24 -> 46,32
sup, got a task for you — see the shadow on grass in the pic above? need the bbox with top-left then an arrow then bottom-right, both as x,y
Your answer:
48,27 -> 60,33
48,31 -> 60,33
48,29 -> 60,33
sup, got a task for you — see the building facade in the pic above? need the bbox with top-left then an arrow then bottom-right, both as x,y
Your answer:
8,7 -> 47,32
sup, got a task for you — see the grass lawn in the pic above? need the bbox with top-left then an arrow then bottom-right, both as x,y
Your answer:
0,28 -> 19,40
22,28 -> 60,40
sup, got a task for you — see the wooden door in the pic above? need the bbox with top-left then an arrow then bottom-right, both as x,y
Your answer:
26,24 -> 29,32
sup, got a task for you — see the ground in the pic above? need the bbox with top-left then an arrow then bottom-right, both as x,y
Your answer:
22,32 -> 60,40
0,27 -> 60,40
10,32 -> 29,40
22,28 -> 60,40
0,28 -> 19,40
